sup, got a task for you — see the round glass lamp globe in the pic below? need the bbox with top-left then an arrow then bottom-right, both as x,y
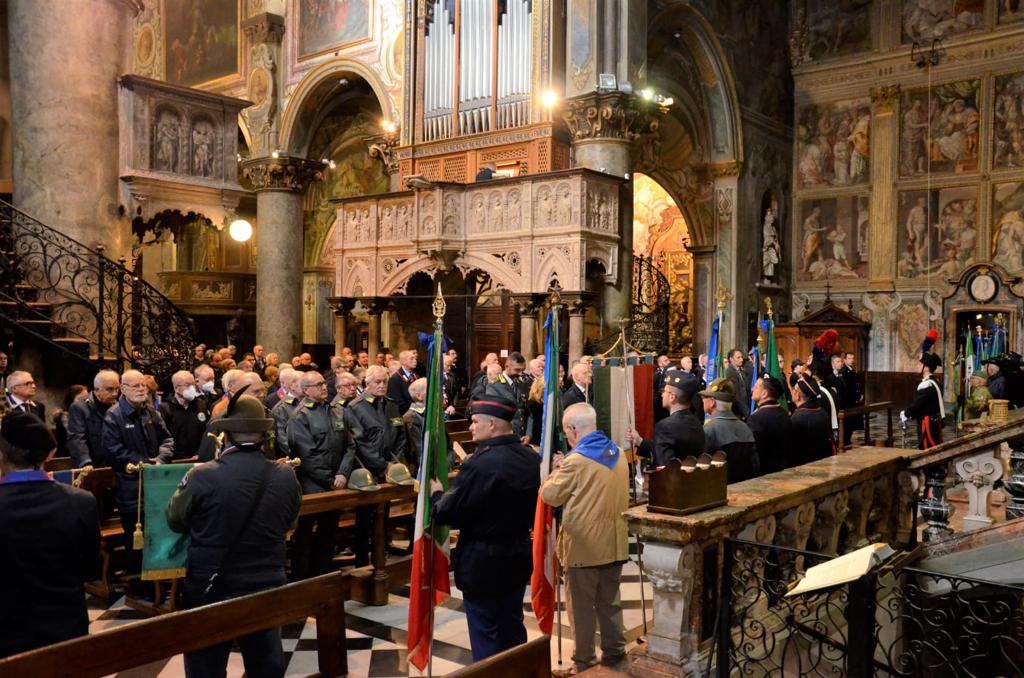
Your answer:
228,219 -> 253,242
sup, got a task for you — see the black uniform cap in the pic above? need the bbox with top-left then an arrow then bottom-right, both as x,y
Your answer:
469,394 -> 518,421
0,410 -> 56,452
664,370 -> 700,398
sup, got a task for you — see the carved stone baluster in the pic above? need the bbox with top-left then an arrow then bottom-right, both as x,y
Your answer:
733,517 -> 777,617
810,491 -> 849,556
843,482 -> 875,552
895,470 -> 922,545
774,502 -> 815,575
954,447 -> 1004,531
637,543 -> 699,664
867,475 -> 895,543
919,463 -> 955,542
1005,442 -> 1024,520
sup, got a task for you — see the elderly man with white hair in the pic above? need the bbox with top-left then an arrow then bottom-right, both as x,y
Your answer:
270,369 -> 305,458
67,370 -> 121,468
562,362 -> 593,408
160,369 -> 211,459
197,372 -> 272,462
541,402 -> 628,672
5,370 -> 44,419
194,364 -> 219,400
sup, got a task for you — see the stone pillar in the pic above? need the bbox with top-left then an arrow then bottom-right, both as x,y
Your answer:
242,157 -> 324,358
687,245 -> 717,355
867,85 -> 899,290
630,542 -> 699,676
327,296 -> 356,356
240,12 -> 285,156
8,0 -> 132,254
513,293 -> 544,360
565,295 -> 593,365
362,298 -> 387,358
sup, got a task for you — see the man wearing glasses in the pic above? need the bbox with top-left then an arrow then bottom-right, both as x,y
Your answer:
287,371 -> 348,579
5,371 -> 44,419
101,369 -> 174,573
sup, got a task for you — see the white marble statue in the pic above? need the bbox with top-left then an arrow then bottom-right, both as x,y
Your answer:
762,207 -> 780,280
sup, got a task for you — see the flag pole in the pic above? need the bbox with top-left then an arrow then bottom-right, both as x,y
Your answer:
426,285 -> 447,678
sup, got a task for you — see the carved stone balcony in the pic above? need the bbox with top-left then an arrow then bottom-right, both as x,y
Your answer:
156,271 -> 256,314
328,168 -> 625,298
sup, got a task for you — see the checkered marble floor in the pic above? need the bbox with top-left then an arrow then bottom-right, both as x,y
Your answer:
88,540 -> 653,677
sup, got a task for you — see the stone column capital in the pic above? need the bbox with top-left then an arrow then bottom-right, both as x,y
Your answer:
870,84 -> 901,115
365,129 -> 401,176
326,295 -> 357,316
359,297 -> 391,315
512,293 -> 546,316
562,91 -> 663,144
241,156 -> 325,193
562,291 -> 598,316
242,12 -> 286,44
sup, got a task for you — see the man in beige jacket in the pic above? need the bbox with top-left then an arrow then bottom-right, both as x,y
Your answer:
541,402 -> 629,671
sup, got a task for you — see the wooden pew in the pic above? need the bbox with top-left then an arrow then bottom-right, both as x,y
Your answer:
65,467 -> 125,599
300,483 -> 417,605
0,572 -> 350,678
445,636 -> 551,678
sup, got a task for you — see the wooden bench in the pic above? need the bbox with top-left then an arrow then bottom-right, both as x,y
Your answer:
446,635 -> 551,678
0,571 -> 350,678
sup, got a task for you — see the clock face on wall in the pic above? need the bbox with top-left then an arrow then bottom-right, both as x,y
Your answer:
969,272 -> 998,303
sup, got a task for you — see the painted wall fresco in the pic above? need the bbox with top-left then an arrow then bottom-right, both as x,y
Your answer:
992,181 -> 1024,274
895,302 -> 931,372
899,79 -> 981,177
633,174 -> 693,354
896,186 -> 978,280
165,0 -> 238,86
994,71 -> 1024,170
804,0 -> 873,60
901,0 -> 984,43
298,0 -> 371,58
797,196 -> 869,282
796,98 -> 871,189
999,0 -> 1024,23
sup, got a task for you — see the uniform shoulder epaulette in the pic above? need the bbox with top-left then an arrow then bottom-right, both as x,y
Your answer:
284,396 -> 296,405
305,400 -> 315,408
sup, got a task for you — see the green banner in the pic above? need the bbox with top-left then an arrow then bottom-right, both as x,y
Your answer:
142,463 -> 193,580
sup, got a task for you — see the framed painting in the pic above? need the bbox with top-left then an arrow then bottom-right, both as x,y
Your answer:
298,0 -> 372,59
899,79 -> 980,177
901,0 -> 984,43
796,98 -> 871,189
804,0 -> 872,61
796,195 -> 870,282
896,186 -> 978,280
992,182 -> 1024,275
994,71 -> 1024,170
164,0 -> 239,87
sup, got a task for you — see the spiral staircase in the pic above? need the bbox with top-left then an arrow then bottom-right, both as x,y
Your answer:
0,200 -> 195,386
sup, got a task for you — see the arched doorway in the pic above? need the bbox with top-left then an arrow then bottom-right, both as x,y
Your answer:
634,173 -> 694,356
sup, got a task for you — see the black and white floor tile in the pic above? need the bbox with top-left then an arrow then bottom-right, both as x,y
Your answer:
89,542 -> 653,677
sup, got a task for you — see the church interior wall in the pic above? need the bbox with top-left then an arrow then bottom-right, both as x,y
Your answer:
790,0 -> 1024,373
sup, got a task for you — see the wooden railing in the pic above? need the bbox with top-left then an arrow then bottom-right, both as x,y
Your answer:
446,636 -> 551,678
626,408 -> 1024,672
0,572 -> 350,678
837,400 -> 895,451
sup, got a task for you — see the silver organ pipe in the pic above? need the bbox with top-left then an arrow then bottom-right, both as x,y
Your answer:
424,0 -> 455,141
496,0 -> 531,129
458,0 -> 494,134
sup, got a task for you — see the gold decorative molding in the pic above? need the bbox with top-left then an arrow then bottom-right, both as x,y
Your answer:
562,91 -> 662,143
870,84 -> 901,115
241,156 -> 324,193
366,128 -> 401,176
241,12 -> 286,44
700,161 -> 744,180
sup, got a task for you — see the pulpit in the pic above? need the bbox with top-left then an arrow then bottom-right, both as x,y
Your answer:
774,300 -> 870,370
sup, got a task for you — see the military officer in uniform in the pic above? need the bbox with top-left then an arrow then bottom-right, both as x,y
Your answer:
341,365 -> 409,566
270,369 -> 304,458
167,389 -> 302,678
984,355 -> 1008,400
287,371 -> 349,579
626,369 -> 705,468
747,374 -> 793,474
430,395 -> 539,661
902,352 -> 944,450
790,378 -> 832,465
331,371 -> 360,409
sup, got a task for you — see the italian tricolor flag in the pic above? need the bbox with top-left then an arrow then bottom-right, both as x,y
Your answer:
407,320 -> 451,671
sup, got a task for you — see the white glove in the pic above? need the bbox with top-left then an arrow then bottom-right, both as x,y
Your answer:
899,410 -> 908,425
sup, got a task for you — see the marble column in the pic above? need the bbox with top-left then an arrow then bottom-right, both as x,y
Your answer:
513,293 -> 544,360
565,295 -> 594,366
327,296 -> 356,356
8,0 -> 132,255
361,298 -> 388,359
868,85 -> 900,290
242,156 -> 324,358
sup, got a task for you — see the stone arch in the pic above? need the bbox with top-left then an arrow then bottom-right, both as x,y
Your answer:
534,247 -> 576,293
378,252 -> 523,298
280,58 -> 396,157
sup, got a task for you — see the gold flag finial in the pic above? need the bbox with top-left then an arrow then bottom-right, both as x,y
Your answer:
715,281 -> 733,311
996,312 -> 1005,327
764,297 -> 774,320
432,284 -> 446,320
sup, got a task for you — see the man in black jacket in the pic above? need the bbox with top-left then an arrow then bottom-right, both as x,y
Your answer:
167,390 -> 302,677
562,362 -> 593,408
67,369 -> 121,468
628,370 -> 705,468
342,365 -> 409,566
0,411 -> 100,658
386,349 -> 418,414
790,378 -> 832,466
102,369 -> 174,571
902,353 -> 945,450
747,374 -> 793,474
430,395 -> 539,661
287,371 -> 349,578
160,370 -> 211,460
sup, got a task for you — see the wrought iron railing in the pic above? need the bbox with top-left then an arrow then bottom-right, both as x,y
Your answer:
589,254 -> 669,354
716,538 -> 1024,678
0,200 -> 195,383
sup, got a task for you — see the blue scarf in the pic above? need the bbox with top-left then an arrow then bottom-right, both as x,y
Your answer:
0,469 -> 53,484
570,430 -> 620,470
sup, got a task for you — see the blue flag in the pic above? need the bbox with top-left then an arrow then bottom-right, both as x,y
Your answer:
749,346 -> 760,416
707,313 -> 721,383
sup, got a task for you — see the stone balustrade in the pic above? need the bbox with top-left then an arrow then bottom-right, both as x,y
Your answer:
626,409 -> 1024,677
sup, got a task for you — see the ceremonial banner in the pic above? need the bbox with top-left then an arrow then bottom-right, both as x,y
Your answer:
407,311 -> 452,671
142,463 -> 192,580
591,357 -> 655,450
707,312 -> 723,383
531,310 -> 565,635
763,318 -> 788,411
749,346 -> 760,416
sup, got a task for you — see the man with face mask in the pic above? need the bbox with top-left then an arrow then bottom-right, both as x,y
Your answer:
160,370 -> 210,460
102,370 -> 174,573
194,364 -> 219,400
67,370 -> 121,468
